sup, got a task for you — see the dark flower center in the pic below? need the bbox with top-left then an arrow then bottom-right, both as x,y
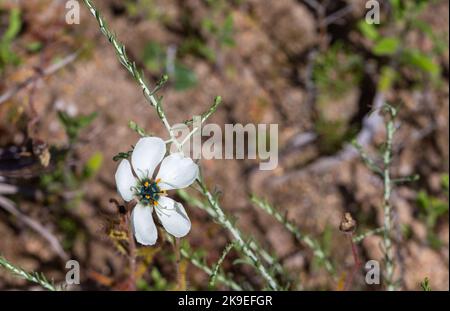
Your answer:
137,179 -> 161,206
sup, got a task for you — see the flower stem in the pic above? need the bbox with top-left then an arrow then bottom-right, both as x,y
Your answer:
174,238 -> 182,289
383,108 -> 396,291
196,179 -> 281,290
82,0 -> 279,291
344,233 -> 361,291
126,211 -> 137,291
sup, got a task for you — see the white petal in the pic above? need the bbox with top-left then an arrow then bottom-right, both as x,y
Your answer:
132,203 -> 158,245
131,137 -> 166,179
156,153 -> 198,190
115,160 -> 137,201
155,197 -> 191,238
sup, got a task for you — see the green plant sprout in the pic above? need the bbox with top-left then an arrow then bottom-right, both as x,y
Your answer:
420,277 -> 431,291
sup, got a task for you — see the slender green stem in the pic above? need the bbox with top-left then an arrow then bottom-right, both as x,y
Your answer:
352,140 -> 383,177
179,248 -> 243,290
0,256 -> 57,291
209,242 -> 235,287
82,0 -> 181,151
250,195 -> 335,276
196,180 -> 281,290
353,227 -> 385,243
83,0 -> 280,291
383,111 -> 396,291
177,188 -> 286,280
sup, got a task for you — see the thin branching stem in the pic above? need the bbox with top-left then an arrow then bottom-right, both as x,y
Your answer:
83,0 -> 281,291
82,0 -> 182,151
179,248 -> 243,290
178,187 -> 283,289
382,107 -> 397,291
209,242 -> 235,287
196,179 -> 281,290
250,195 -> 335,276
177,188 -> 286,279
0,256 -> 57,291
353,227 -> 385,244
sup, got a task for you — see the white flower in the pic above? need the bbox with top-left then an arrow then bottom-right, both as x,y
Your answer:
115,137 -> 198,245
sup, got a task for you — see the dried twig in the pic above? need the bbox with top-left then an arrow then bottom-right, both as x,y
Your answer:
0,52 -> 79,105
324,5 -> 353,26
0,195 -> 69,262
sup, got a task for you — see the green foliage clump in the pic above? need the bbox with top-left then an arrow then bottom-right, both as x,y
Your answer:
420,277 -> 432,291
416,174 -> 449,249
142,41 -> 198,91
358,0 -> 446,90
313,42 -> 364,100
57,111 -> 98,145
40,112 -> 102,249
315,118 -> 357,155
179,0 -> 235,63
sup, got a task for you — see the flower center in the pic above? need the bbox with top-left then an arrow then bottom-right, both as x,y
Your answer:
137,179 -> 162,206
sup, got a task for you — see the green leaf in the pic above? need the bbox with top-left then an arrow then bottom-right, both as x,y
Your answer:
180,37 -> 216,62
220,14 -> 235,47
401,50 -> 440,76
378,66 -> 397,91
57,111 -> 97,142
129,120 -> 147,137
142,42 -> 164,73
0,8 -> 22,69
441,174 -> 449,193
372,37 -> 400,56
358,21 -> 379,41
26,41 -> 43,53
420,277 -> 432,291
174,63 -> 198,91
2,8 -> 22,42
77,112 -> 98,128
83,152 -> 103,179
113,150 -> 133,162
417,190 -> 430,211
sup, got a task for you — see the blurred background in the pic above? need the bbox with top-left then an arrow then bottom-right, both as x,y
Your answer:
0,0 -> 448,290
